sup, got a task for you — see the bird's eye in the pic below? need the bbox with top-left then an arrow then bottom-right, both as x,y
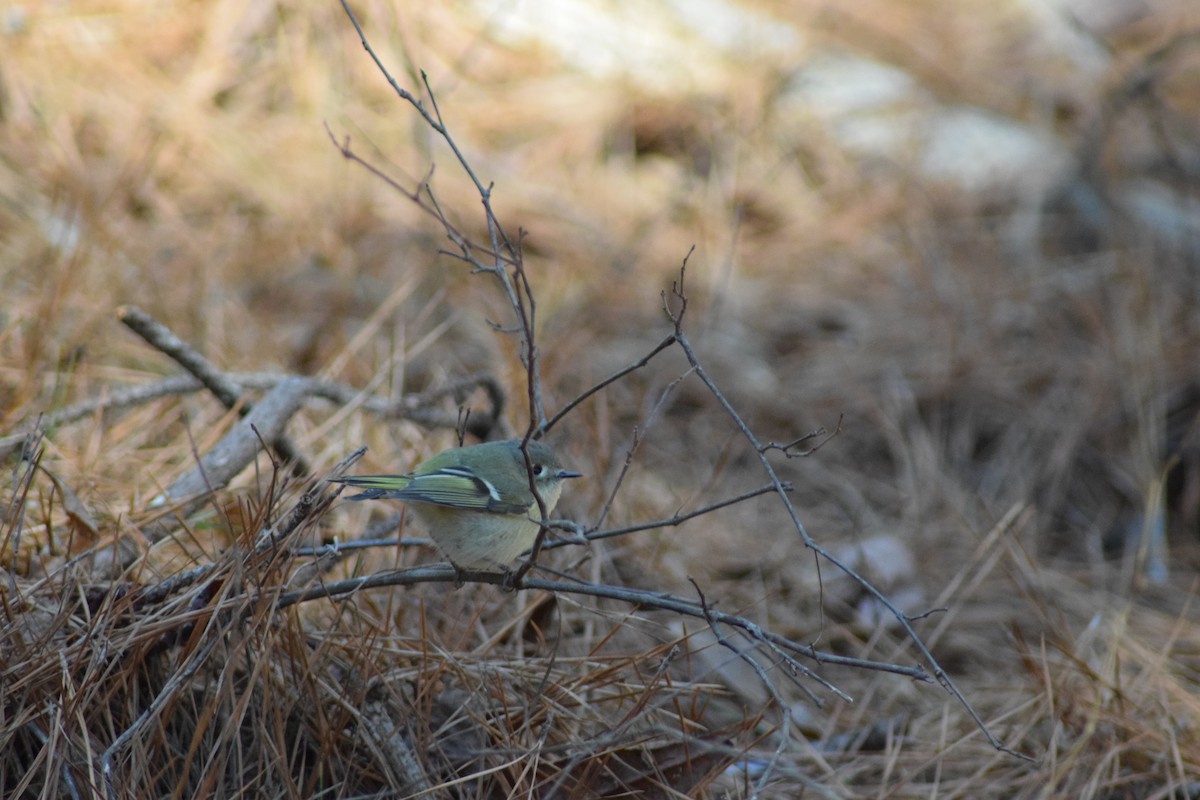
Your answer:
532,464 -> 546,476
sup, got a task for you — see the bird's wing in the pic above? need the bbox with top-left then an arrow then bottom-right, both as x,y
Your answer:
339,468 -> 528,514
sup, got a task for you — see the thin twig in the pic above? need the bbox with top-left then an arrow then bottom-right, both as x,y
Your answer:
661,260 -> 1030,761
2,425 -> 42,599
328,2 -> 1036,775
116,306 -> 243,408
140,377 -> 311,544
541,333 -> 679,436
334,3 -> 554,583
591,368 -> 693,532
759,414 -> 844,458
1,370 -> 505,462
159,378 -> 311,503
100,632 -> 221,799
273,567 -> 930,682
690,578 -> 804,800
546,482 -> 790,549
117,305 -> 309,472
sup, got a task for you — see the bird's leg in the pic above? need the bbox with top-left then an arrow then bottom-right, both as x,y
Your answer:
501,565 -> 523,592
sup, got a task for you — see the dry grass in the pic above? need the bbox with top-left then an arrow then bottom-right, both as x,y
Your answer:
3,0 -> 1200,797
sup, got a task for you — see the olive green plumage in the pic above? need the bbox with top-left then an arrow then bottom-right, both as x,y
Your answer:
331,440 -> 579,571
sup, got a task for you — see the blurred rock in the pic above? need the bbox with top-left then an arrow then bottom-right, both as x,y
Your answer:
780,52 -> 1073,197
826,533 -> 925,630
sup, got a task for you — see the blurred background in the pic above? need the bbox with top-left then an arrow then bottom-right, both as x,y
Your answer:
3,0 -> 1200,795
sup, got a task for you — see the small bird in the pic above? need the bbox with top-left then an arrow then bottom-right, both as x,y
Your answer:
331,439 -> 580,572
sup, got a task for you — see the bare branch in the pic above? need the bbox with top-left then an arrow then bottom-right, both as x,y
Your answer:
118,304 -> 309,473
2,369 -> 505,462
273,566 -> 932,683
326,3 -> 1031,771
541,482 -> 789,551
541,332 -> 679,436
759,414 -> 844,458
662,258 -> 1029,760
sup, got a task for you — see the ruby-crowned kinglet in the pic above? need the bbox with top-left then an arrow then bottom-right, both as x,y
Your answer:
331,439 -> 580,572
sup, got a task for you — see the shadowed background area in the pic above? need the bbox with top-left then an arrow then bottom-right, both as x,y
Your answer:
2,0 -> 1200,797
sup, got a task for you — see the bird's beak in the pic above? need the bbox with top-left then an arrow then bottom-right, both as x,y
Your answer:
558,469 -> 583,480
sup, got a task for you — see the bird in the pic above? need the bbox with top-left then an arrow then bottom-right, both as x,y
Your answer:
331,439 -> 580,572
